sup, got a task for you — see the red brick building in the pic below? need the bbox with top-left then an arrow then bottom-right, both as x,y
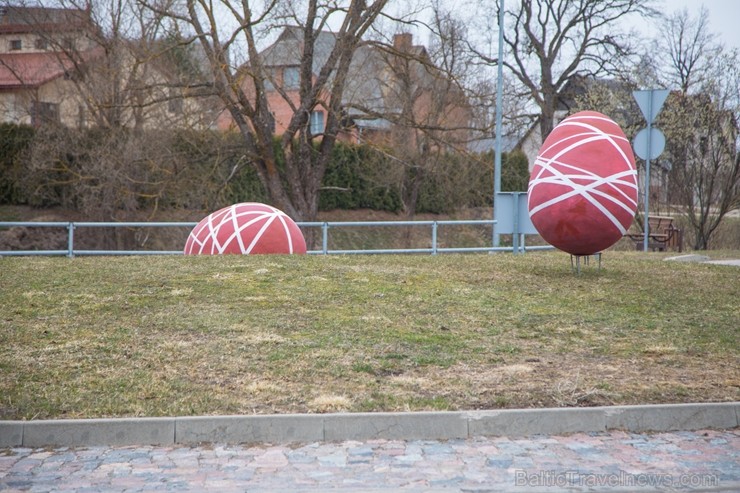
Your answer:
216,28 -> 472,149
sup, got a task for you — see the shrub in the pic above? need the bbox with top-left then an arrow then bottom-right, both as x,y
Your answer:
5,126 -> 530,218
320,143 -> 401,212
0,123 -> 35,205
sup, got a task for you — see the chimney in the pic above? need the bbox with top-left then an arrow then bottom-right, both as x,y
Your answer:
393,33 -> 413,52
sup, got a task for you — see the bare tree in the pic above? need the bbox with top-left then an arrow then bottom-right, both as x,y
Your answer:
1,1 -> 224,226
655,7 -> 721,95
144,0 -> 391,223
472,0 -> 655,141
0,0 -> 204,129
648,9 -> 740,249
660,92 -> 740,250
20,124 -> 249,250
349,8 -> 473,219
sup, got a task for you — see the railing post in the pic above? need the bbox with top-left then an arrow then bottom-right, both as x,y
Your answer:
322,222 -> 329,255
431,222 -> 438,255
512,196 -> 520,255
67,222 -> 75,258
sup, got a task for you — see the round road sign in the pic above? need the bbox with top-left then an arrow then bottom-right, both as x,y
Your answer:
633,127 -> 666,160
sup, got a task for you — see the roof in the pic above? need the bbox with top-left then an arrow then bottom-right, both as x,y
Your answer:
252,27 -> 469,135
468,135 -> 519,154
0,48 -> 102,89
342,36 -> 446,124
259,26 -> 336,73
343,44 -> 388,114
0,6 -> 91,34
257,27 -> 389,115
556,75 -> 636,113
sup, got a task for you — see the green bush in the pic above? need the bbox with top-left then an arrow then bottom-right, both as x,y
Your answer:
224,163 -> 268,205
416,153 -> 475,214
228,140 -> 402,213
3,125 -> 531,217
502,150 -> 530,192
0,123 -> 35,205
165,130 -> 269,210
415,150 -> 529,214
320,143 -> 401,212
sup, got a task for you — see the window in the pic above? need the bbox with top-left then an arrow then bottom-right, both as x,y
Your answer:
30,101 -> 59,126
283,66 -> 299,89
62,37 -> 75,50
35,38 -> 48,50
310,111 -> 324,135
10,39 -> 22,51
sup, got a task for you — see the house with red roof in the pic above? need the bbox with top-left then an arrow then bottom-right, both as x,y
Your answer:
0,5 -> 101,126
0,5 -> 217,129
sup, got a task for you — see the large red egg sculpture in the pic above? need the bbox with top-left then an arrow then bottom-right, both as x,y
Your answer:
184,202 -> 307,255
527,111 -> 638,255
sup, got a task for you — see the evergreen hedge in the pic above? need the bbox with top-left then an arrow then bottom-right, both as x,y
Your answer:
0,123 -> 34,205
0,124 -> 530,215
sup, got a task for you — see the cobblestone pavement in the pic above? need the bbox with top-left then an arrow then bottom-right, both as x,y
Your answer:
1,429 -> 738,492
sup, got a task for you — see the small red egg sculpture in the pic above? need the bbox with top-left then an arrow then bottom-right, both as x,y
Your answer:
527,111 -> 638,255
184,202 -> 307,255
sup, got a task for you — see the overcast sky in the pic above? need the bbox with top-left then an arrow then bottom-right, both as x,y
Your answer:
650,0 -> 740,49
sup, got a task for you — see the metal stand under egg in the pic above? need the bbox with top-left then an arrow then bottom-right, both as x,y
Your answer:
570,253 -> 602,274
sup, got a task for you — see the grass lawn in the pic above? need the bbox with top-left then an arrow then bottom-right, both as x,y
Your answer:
1,251 -> 738,420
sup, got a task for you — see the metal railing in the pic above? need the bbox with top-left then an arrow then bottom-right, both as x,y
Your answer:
0,219 -> 552,257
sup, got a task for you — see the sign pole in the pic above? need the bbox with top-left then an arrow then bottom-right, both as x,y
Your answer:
632,88 -> 669,253
643,96 -> 653,252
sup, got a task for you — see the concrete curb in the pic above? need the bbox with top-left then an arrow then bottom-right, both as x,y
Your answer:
664,255 -> 740,267
1,402 -> 738,448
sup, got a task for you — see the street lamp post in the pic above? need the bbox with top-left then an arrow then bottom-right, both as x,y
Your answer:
493,0 -> 504,247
